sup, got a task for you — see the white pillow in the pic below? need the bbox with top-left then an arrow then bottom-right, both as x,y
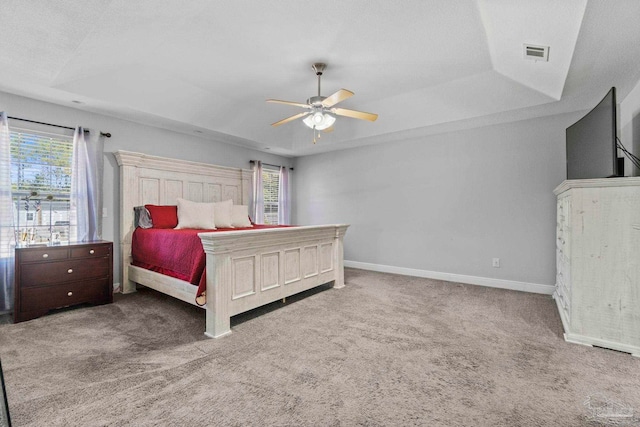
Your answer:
231,204 -> 253,228
213,199 -> 233,228
174,198 -> 216,229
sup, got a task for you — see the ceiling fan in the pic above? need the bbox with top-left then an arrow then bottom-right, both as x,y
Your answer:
267,63 -> 378,141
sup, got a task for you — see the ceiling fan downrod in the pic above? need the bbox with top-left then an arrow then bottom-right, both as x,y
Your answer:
312,63 -> 326,99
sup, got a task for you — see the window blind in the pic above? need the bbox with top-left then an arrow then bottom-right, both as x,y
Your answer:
10,129 -> 73,244
262,167 -> 280,225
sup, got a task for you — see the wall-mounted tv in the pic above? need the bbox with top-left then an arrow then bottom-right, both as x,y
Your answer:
566,87 -> 619,179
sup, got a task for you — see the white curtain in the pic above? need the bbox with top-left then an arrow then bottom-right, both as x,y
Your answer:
251,161 -> 264,224
0,112 -> 15,312
70,127 -> 104,242
278,166 -> 291,225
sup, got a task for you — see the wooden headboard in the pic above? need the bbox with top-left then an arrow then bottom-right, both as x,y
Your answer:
114,150 -> 252,292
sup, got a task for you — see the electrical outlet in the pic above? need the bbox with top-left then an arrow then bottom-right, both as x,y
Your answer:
492,258 -> 500,268
102,208 -> 108,218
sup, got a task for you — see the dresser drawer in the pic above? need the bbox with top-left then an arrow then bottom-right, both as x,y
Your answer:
20,278 -> 110,312
70,245 -> 111,259
19,247 -> 69,263
20,257 -> 110,287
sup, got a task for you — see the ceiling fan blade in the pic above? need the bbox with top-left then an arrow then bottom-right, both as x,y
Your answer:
271,112 -> 309,127
323,126 -> 335,133
332,107 -> 378,122
266,99 -> 310,109
321,89 -> 354,108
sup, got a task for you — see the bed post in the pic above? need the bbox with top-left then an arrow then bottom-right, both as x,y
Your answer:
203,250 -> 233,339
114,151 -> 140,294
333,225 -> 348,289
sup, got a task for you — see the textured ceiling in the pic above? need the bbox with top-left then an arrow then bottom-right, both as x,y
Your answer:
1,0 -> 640,156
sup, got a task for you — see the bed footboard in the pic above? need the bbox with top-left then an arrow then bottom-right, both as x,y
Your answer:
199,224 -> 348,338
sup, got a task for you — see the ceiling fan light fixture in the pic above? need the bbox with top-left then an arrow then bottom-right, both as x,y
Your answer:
303,112 -> 335,130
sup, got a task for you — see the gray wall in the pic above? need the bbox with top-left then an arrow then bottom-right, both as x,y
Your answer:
1,91 -> 292,286
293,112 -> 584,288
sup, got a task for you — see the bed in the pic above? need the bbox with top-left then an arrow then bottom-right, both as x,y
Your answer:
115,150 -> 348,338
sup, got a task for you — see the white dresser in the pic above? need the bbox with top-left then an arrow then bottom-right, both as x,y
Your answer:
553,177 -> 640,357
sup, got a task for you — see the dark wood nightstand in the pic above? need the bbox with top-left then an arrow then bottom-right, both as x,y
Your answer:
14,241 -> 113,323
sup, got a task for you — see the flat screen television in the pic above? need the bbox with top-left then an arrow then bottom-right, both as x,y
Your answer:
566,87 -> 619,179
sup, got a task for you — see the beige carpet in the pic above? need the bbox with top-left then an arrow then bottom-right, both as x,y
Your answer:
1,268 -> 639,426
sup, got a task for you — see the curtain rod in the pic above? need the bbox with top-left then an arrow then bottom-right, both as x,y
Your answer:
250,160 -> 293,171
8,116 -> 112,138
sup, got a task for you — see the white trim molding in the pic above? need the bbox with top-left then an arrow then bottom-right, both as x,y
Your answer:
344,260 -> 555,295
553,176 -> 640,194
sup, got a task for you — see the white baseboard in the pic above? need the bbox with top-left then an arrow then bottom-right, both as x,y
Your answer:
344,260 -> 555,295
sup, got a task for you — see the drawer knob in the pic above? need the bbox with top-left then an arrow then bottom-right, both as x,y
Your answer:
67,268 -> 73,274
89,249 -> 95,254
42,253 -> 49,259
67,291 -> 73,297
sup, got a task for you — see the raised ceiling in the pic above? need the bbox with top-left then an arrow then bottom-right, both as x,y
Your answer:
1,0 -> 640,156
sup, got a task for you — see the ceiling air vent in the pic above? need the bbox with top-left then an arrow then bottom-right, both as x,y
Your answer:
523,44 -> 549,62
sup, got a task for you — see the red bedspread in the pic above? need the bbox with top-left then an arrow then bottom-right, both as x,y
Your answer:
131,225 -> 284,303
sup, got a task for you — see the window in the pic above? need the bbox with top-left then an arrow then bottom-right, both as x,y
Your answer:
262,167 -> 280,225
10,129 -> 73,244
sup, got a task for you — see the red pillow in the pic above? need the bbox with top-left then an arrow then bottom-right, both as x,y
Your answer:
144,205 -> 178,229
